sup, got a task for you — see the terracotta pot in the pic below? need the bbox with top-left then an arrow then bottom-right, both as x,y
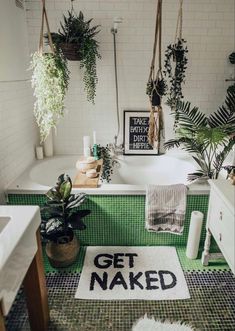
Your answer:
59,43 -> 84,61
46,234 -> 80,268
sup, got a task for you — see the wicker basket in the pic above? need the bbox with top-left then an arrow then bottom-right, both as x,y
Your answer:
46,234 -> 80,268
59,43 -> 84,61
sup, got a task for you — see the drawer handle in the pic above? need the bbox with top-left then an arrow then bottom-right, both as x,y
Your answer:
219,233 -> 222,241
219,211 -> 223,220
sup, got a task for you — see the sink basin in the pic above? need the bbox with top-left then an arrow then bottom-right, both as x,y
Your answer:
0,205 -> 41,315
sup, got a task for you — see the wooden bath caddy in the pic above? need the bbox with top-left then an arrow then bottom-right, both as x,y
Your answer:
73,159 -> 103,188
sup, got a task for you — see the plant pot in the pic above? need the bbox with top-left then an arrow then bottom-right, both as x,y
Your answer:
173,49 -> 184,62
45,233 -> 80,268
59,43 -> 84,61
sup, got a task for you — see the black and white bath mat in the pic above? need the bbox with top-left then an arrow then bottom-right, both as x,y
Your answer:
75,246 -> 190,300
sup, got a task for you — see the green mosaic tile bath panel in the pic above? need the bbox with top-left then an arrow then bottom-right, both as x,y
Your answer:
8,194 -> 209,247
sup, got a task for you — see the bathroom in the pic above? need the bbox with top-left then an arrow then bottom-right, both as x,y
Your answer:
0,0 -> 235,330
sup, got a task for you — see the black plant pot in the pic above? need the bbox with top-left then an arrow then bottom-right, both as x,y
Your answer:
173,49 -> 184,62
59,43 -> 84,61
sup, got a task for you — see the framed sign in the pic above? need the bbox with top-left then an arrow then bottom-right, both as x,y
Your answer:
123,110 -> 157,155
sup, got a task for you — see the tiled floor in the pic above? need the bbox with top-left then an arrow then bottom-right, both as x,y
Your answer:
5,247 -> 235,331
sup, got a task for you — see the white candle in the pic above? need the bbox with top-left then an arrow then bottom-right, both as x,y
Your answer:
93,131 -> 97,145
35,146 -> 43,160
83,136 -> 90,148
84,147 -> 91,157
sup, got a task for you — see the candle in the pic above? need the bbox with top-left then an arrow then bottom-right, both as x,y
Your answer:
93,131 -> 97,145
83,136 -> 90,148
35,146 -> 43,160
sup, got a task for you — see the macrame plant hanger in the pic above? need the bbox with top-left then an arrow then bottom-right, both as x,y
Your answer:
175,0 -> 183,45
39,0 -> 55,55
147,0 -> 164,153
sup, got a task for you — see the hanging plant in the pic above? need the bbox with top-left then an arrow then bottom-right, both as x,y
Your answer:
146,0 -> 166,152
30,50 -> 69,143
47,10 -> 101,104
31,3 -> 70,143
146,75 -> 167,107
164,38 -> 188,112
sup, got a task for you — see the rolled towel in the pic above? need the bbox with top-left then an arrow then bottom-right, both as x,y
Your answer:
86,169 -> 98,178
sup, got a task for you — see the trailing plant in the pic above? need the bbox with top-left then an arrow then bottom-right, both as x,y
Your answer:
30,50 -> 69,143
47,10 -> 101,103
164,38 -> 188,123
97,145 -> 117,183
164,90 -> 235,181
40,174 -> 90,243
227,52 -> 235,94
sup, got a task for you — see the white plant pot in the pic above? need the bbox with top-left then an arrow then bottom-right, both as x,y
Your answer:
43,130 -> 54,157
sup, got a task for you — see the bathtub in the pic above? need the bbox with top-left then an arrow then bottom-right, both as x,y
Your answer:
6,154 -> 209,195
6,154 -> 210,247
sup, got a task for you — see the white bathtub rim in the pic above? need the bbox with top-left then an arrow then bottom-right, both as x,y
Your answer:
5,158 -> 210,197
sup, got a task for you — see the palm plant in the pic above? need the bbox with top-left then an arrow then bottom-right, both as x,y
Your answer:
164,90 -> 235,181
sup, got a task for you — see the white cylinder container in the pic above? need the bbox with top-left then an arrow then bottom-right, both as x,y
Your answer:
35,146 -> 43,160
43,131 -> 53,157
186,211 -> 204,259
84,147 -> 91,157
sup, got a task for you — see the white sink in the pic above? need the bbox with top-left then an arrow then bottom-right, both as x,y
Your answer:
0,205 -> 41,315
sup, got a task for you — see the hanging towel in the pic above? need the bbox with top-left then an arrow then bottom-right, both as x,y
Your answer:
145,184 -> 187,235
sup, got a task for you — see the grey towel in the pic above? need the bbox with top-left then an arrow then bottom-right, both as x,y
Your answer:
145,184 -> 187,235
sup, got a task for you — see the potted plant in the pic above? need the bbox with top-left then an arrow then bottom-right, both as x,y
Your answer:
40,173 -> 90,267
47,10 -> 101,103
164,38 -> 188,125
30,50 -> 70,143
164,90 -> 235,181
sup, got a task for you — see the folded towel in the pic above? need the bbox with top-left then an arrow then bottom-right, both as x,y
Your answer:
145,184 -> 187,235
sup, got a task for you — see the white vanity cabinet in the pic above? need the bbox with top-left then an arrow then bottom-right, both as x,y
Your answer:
201,180 -> 235,274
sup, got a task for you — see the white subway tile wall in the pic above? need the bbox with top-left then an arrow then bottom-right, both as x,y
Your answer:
0,81 -> 37,203
25,0 -> 234,154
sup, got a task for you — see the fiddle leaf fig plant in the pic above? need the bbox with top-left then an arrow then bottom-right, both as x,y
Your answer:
164,90 -> 235,181
30,51 -> 70,143
40,174 -> 90,244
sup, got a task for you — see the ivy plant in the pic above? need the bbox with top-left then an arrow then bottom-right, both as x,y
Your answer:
97,145 -> 117,183
164,38 -> 188,125
30,51 -> 69,143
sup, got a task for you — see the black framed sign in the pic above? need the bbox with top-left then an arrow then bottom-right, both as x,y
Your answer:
123,110 -> 157,155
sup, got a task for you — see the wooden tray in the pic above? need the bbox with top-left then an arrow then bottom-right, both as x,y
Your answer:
73,159 -> 103,188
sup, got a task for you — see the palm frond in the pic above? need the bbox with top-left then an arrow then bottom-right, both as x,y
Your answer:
176,100 -> 207,129
213,139 -> 235,178
187,170 -> 209,182
208,90 -> 235,133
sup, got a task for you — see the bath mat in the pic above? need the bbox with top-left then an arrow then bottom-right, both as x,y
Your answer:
132,314 -> 196,331
75,246 -> 190,300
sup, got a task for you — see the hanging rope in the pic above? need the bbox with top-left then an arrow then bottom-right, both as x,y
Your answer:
39,0 -> 55,54
174,0 -> 183,43
147,0 -> 165,152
